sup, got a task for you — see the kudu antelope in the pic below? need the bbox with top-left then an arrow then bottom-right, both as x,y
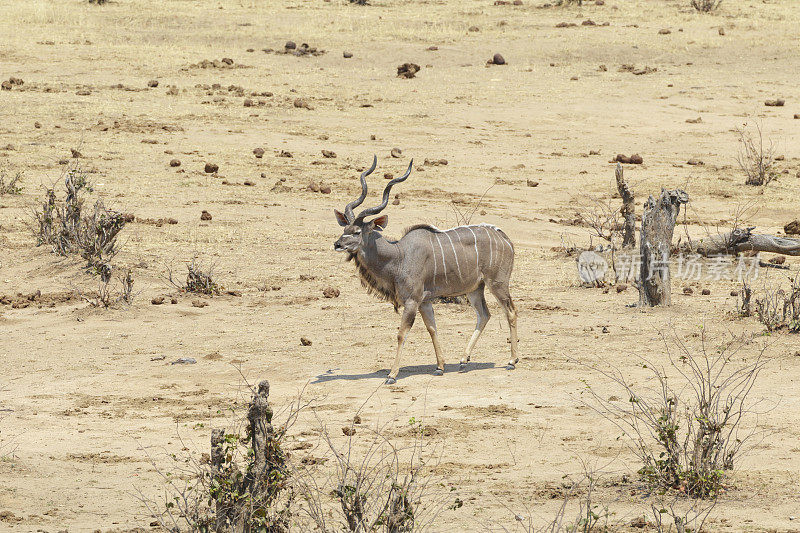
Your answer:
333,156 -> 519,384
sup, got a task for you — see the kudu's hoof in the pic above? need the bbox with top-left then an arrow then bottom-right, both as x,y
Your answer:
505,363 -> 516,371
385,377 -> 397,385
433,369 -> 443,376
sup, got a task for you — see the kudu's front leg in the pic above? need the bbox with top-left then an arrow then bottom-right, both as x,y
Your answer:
387,300 -> 418,384
419,301 -> 445,375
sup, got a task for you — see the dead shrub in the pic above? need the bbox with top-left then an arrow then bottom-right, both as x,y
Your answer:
167,258 -> 222,295
736,122 -> 777,186
84,268 -> 135,308
690,0 -> 721,12
585,329 -> 766,498
0,168 -> 22,195
754,274 -> 800,332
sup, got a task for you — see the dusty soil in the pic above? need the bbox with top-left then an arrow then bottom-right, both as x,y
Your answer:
1,0 -> 800,530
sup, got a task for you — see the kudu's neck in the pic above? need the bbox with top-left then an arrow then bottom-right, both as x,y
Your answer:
356,232 -> 399,271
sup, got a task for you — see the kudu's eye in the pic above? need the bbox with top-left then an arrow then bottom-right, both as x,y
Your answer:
353,228 -> 362,235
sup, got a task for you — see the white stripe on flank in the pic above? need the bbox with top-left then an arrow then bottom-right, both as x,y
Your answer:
444,232 -> 462,280
465,226 -> 481,276
482,226 -> 493,267
429,233 -> 437,281
435,233 -> 448,283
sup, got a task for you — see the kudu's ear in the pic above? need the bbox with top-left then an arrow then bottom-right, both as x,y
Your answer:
372,214 -> 389,231
334,209 -> 349,227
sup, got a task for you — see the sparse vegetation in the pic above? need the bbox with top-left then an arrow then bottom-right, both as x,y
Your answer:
736,122 -> 778,186
33,166 -> 127,270
0,168 -> 22,195
586,329 -> 766,498
140,380 -> 295,532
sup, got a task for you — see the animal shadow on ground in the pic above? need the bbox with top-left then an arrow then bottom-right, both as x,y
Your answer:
311,362 -> 496,384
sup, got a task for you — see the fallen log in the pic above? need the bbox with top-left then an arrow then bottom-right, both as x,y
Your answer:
687,227 -> 800,257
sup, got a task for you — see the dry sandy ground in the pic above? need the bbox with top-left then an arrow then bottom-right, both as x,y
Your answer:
1,0 -> 800,530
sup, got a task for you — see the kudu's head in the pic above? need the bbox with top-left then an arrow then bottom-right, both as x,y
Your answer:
333,155 -> 413,256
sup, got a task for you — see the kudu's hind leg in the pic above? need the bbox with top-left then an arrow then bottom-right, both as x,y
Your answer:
419,302 -> 445,375
460,284 -> 490,371
489,282 -> 519,370
387,301 -> 418,384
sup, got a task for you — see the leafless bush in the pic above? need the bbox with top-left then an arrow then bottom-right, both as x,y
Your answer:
33,166 -> 126,269
139,380 -> 299,532
585,329 -> 767,498
295,414 -> 453,532
650,495 -> 717,533
737,279 -> 753,317
84,268 -> 135,308
691,0 -> 721,12
0,168 -> 22,195
754,274 -> 800,332
736,123 -> 777,186
168,258 -> 222,295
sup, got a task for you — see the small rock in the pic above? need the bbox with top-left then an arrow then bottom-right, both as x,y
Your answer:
427,46 -> 439,51
200,210 -> 212,221
221,57 -> 234,65
322,149 -> 337,158
526,180 -> 539,187
468,25 -> 480,32
323,287 -> 340,298
730,290 -> 738,297
307,181 -> 320,192
658,28 -> 671,35
147,79 -> 159,87
353,414 -> 362,424
171,357 -> 197,364
784,220 -> 800,235
686,117 -> 702,123
683,287 -> 693,295
169,159 -> 181,167
191,300 -> 208,308
687,158 -> 704,166
243,98 -> 254,107
769,255 -> 786,265
300,337 -> 312,346
293,98 -> 312,109
396,63 -> 421,79
391,147 -> 402,158
285,41 -> 296,50
701,288 -> 711,295
629,154 -> 643,164
34,121 -> 42,128
718,27 -> 725,36
343,51 -> 353,58
765,99 -> 785,107
71,148 -> 82,158
253,147 -> 265,158
342,426 -> 356,436
616,284 -> 628,293
151,296 -> 165,305
76,89 -> 92,96
204,162 -> 219,173
319,184 -> 331,194
582,19 -> 596,26
794,114 -> 800,120
490,53 -> 506,65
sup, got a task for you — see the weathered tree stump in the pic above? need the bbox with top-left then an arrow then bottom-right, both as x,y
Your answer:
638,189 -> 689,306
615,163 -> 636,249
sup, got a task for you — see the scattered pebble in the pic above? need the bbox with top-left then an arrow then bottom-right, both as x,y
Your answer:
147,79 -> 159,88
769,256 -> 786,265
765,99 -> 785,107
253,147 -> 265,158
200,210 -> 212,221
293,98 -> 313,109
784,220 -> 800,235
718,27 -> 725,36
169,159 -> 181,167
526,180 -> 539,187
658,28 -> 671,35
300,337 -> 312,346
687,158 -> 704,166
616,284 -> 628,293
322,149 -> 337,158
342,426 -> 356,436
701,288 -> 711,295
488,53 -> 506,66
614,154 -> 643,164
686,117 -> 702,123
191,300 -> 208,308
343,51 -> 353,58
468,25 -> 480,32
204,162 -> 219,173
391,147 -> 402,158
151,296 -> 165,305
683,287 -> 694,295
730,290 -> 738,297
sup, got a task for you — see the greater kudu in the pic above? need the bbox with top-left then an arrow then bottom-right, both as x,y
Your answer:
333,156 -> 518,384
